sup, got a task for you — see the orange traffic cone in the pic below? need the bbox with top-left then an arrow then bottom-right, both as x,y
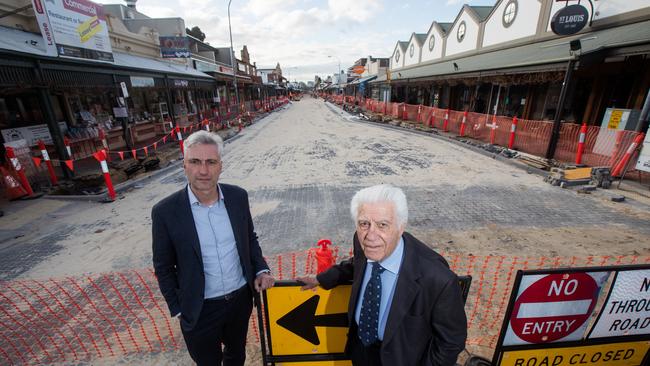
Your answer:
1,166 -> 27,200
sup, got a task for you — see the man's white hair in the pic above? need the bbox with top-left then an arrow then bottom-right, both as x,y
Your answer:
350,184 -> 408,226
183,130 -> 224,157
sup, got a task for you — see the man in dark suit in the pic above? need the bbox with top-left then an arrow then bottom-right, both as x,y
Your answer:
152,131 -> 274,365
300,184 -> 466,365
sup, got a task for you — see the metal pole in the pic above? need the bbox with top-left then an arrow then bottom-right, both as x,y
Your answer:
228,0 -> 240,114
546,57 -> 576,159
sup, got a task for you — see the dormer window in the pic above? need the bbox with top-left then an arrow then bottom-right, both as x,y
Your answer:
503,0 -> 518,28
409,44 -> 414,57
457,21 -> 466,42
428,35 -> 435,51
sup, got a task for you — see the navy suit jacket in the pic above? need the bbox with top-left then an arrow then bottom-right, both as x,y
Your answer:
152,183 -> 269,330
317,232 -> 467,366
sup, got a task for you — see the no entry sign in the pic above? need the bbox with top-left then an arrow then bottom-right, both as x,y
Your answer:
504,272 -> 608,345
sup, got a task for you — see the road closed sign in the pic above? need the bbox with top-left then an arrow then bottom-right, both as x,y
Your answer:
503,272 -> 609,346
589,269 -> 650,338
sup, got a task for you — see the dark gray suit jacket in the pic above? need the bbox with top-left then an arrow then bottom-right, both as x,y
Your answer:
151,183 -> 269,330
317,232 -> 467,366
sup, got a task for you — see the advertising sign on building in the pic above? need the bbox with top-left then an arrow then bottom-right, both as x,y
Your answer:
130,76 -> 155,88
32,0 -> 114,62
503,272 -> 609,346
159,36 -> 190,58
550,4 -> 589,36
589,269 -> 650,338
2,122 -> 68,146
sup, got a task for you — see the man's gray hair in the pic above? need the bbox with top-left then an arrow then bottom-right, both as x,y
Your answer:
183,130 -> 224,157
350,184 -> 408,226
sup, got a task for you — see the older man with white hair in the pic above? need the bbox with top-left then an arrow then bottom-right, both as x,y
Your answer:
300,184 -> 467,366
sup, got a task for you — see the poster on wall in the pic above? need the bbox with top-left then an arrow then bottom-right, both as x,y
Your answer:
1,122 -> 68,146
159,36 -> 190,58
31,0 -> 114,62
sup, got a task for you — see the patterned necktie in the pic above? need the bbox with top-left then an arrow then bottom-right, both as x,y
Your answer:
358,262 -> 385,346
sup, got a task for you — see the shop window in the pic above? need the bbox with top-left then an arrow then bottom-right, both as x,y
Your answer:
0,94 -> 44,129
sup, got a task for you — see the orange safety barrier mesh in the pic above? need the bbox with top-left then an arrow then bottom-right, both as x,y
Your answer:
347,100 -> 646,174
1,251 -> 648,364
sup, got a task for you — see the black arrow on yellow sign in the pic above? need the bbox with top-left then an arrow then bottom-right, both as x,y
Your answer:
276,294 -> 348,345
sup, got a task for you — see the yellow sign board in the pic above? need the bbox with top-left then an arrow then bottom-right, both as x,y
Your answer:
265,284 -> 352,356
499,341 -> 650,366
607,110 -> 624,130
77,16 -> 102,43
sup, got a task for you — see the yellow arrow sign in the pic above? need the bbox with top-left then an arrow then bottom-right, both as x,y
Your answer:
263,282 -> 352,357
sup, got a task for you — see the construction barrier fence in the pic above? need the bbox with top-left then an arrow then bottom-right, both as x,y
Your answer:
1,250 -> 648,365
320,96 -> 648,180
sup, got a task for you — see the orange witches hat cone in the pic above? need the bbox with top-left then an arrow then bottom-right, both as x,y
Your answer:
1,166 -> 27,200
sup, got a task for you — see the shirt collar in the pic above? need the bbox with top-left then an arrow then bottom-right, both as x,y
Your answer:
368,236 -> 404,275
187,184 -> 224,206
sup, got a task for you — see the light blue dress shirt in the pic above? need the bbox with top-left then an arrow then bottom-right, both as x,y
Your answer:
354,237 -> 404,340
188,185 -> 247,299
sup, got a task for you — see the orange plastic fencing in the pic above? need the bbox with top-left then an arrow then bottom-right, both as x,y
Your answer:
345,100 -> 647,174
1,251 -> 648,365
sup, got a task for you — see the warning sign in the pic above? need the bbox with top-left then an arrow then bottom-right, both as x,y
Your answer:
607,110 -> 624,130
263,283 -> 351,356
503,272 -> 609,345
589,269 -> 650,338
499,340 -> 650,366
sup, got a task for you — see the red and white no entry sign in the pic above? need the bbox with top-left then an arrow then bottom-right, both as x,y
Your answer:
509,273 -> 601,344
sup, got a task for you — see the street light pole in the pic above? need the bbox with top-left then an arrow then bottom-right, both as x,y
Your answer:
228,0 -> 240,113
328,55 -> 342,97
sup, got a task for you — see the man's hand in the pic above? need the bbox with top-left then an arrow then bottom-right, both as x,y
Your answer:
254,272 -> 275,292
297,276 -> 319,291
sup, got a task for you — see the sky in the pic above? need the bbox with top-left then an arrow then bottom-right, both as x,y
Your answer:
96,0 -> 496,82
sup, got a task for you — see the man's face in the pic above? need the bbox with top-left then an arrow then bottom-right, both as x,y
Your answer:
356,201 -> 405,262
183,143 -> 222,192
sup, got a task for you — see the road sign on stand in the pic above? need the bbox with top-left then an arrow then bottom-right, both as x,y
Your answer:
259,281 -> 352,364
504,272 -> 608,345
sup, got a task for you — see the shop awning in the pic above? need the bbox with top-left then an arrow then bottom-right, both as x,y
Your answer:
349,75 -> 377,85
0,26 -> 213,81
373,19 -> 650,83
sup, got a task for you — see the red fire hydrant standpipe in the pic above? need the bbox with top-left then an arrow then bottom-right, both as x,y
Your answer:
315,239 -> 335,274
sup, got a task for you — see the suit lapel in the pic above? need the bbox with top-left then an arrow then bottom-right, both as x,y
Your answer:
382,236 -> 421,346
178,186 -> 203,266
349,234 -> 367,321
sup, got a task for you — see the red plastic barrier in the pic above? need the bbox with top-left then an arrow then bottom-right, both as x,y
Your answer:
37,140 -> 58,185
94,150 -> 116,201
507,116 -> 517,149
5,147 -> 34,196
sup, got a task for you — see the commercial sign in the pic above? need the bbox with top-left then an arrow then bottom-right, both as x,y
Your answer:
589,269 -> 650,338
159,36 -> 190,58
130,76 -> 155,88
551,4 -> 589,36
503,272 -> 608,346
173,79 -> 189,87
32,0 -> 113,62
2,122 -> 67,146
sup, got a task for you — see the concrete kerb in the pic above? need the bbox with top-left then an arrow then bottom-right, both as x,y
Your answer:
324,101 -> 550,178
42,108 -> 285,203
